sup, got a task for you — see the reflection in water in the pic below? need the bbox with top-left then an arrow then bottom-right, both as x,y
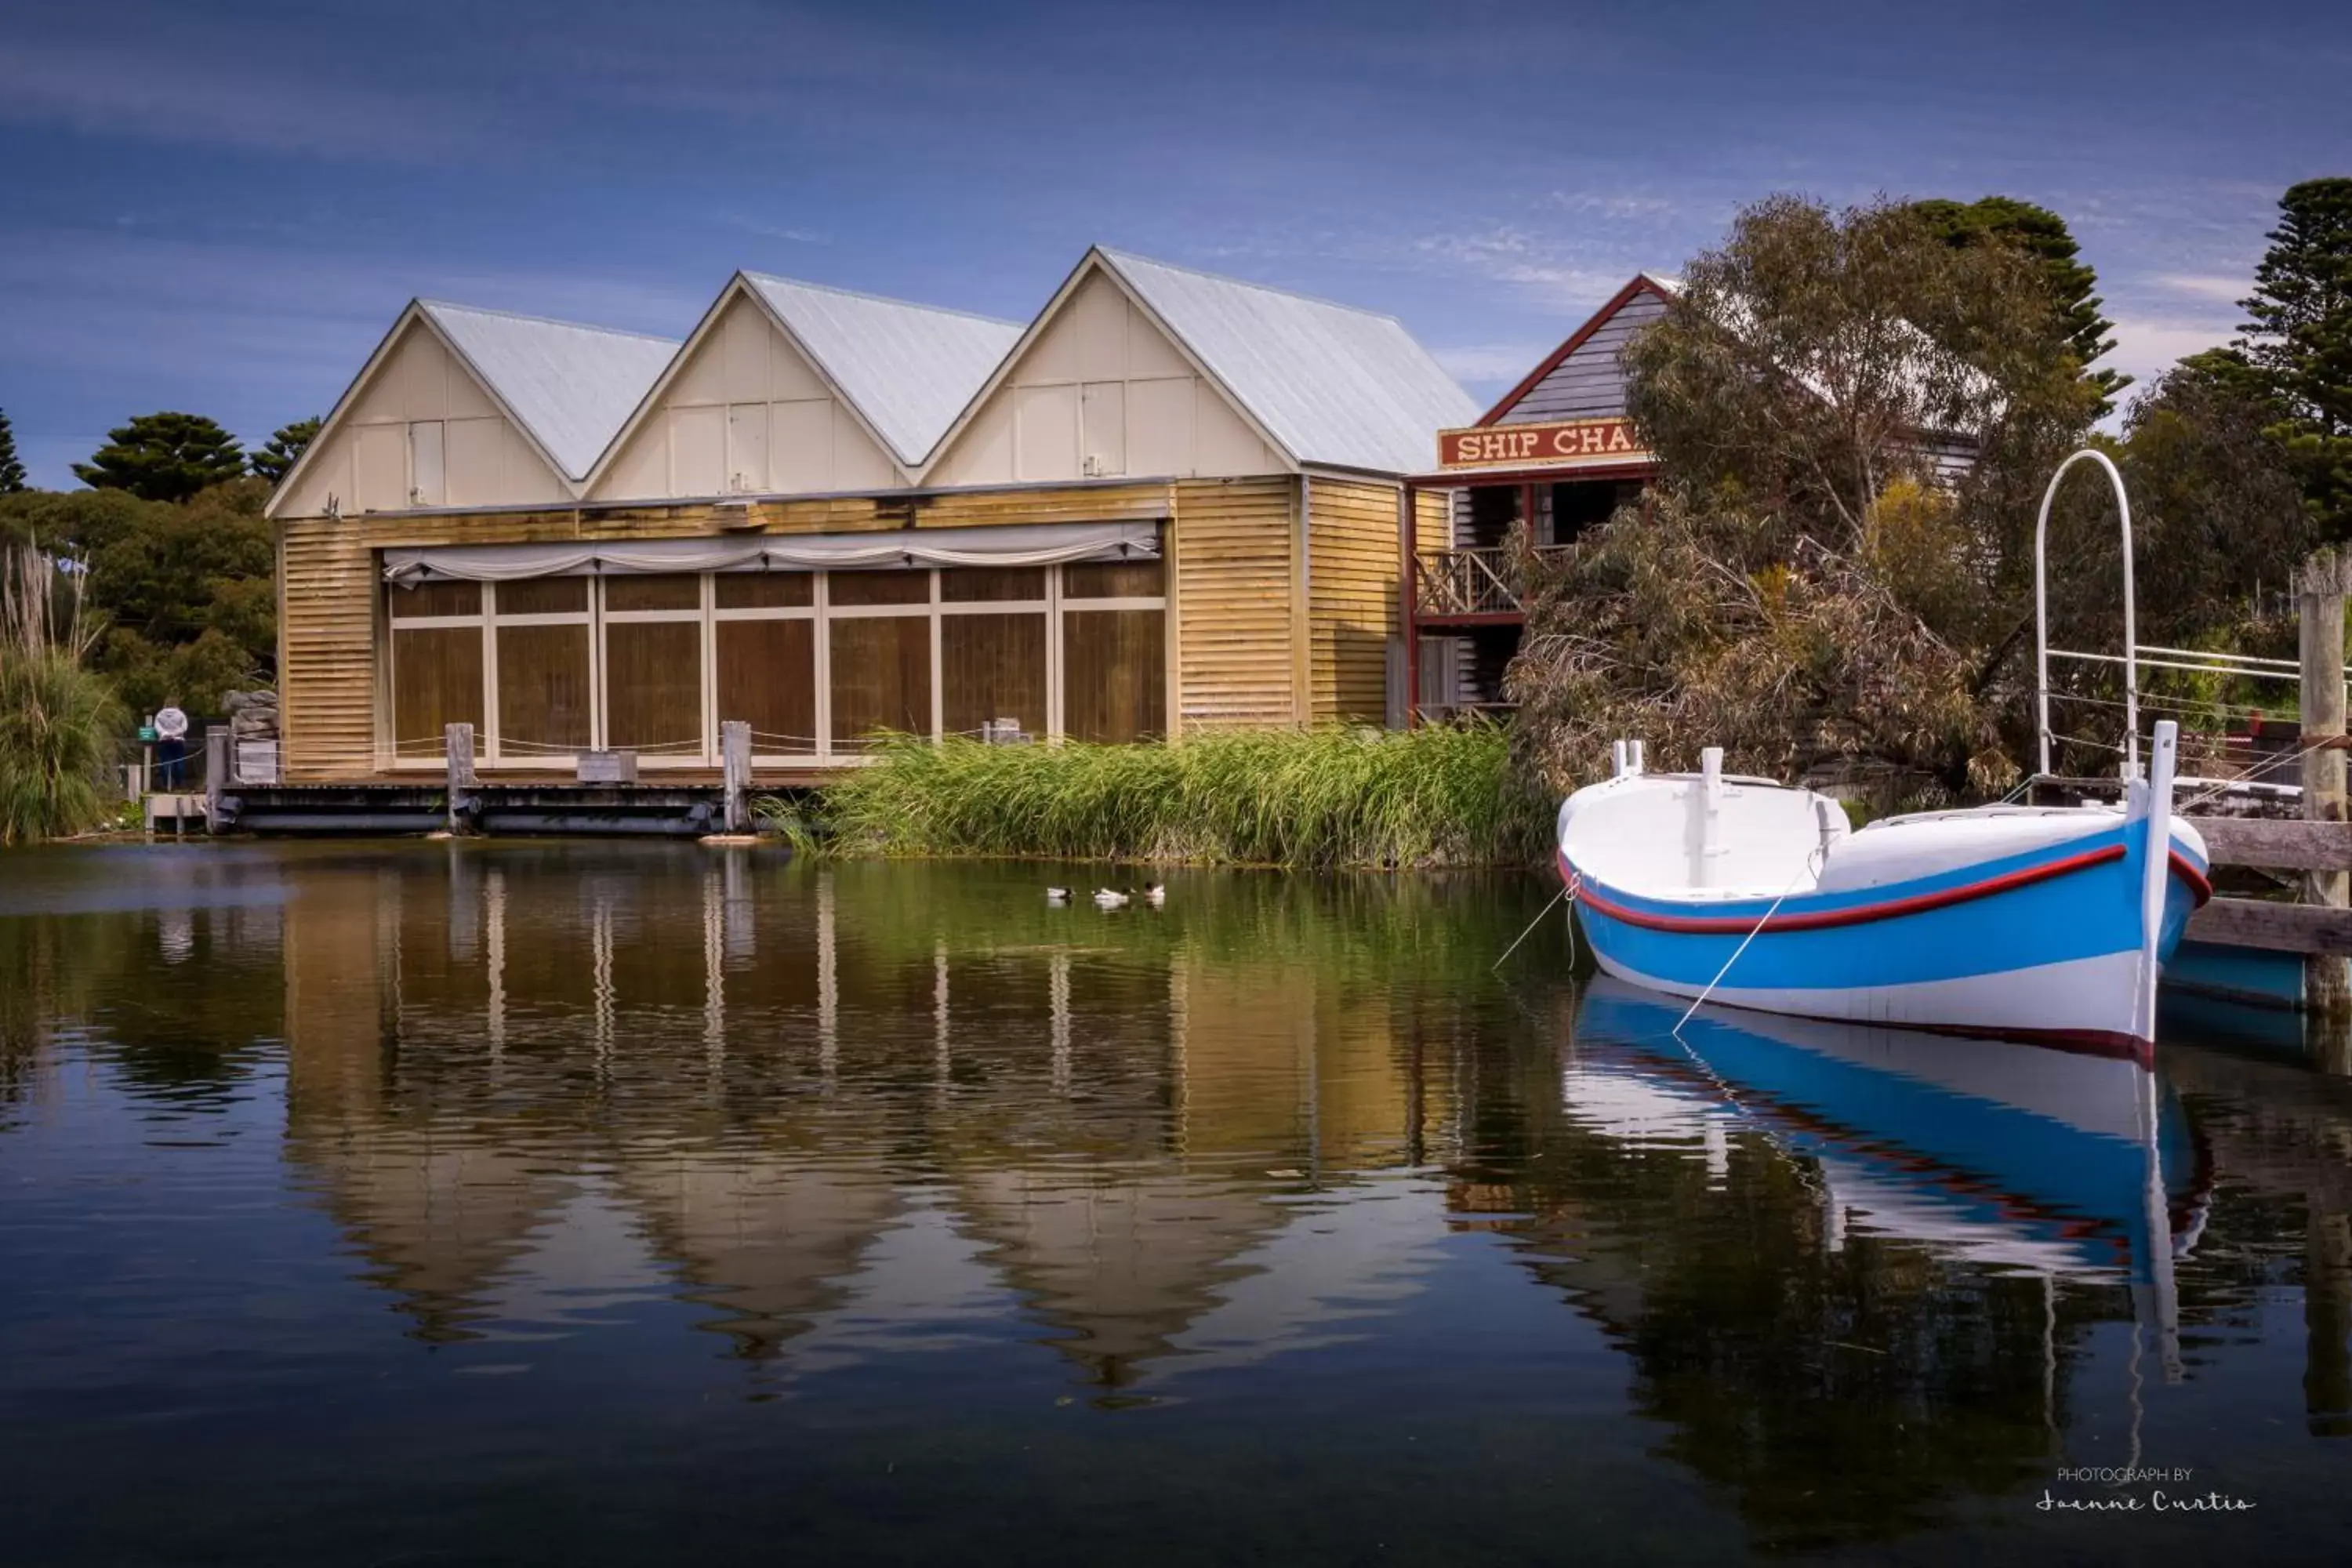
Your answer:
2,841 -> 2348,1563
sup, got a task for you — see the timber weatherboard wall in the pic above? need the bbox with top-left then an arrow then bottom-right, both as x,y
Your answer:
1306,478 -> 1403,725
1172,477 -> 1300,731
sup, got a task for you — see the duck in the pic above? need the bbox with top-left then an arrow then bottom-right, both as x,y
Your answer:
1142,882 -> 1166,906
1093,887 -> 1131,909
1046,886 -> 1073,905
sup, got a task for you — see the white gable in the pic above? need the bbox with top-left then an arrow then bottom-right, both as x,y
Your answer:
591,291 -> 904,501
276,315 -> 572,518
926,268 -> 1283,488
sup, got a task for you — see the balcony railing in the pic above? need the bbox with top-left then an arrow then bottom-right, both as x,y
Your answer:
1413,546 -> 1566,620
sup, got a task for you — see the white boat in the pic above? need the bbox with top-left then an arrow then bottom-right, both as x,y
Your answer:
1556,721 -> 2211,1051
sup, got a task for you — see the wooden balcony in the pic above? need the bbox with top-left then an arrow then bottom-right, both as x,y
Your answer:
1410,545 -> 1565,626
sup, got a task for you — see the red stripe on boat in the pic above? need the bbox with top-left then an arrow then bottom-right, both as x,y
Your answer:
2169,851 -> 2213,906
1572,843 -> 2130,935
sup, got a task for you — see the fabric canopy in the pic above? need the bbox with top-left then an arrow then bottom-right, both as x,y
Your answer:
383,521 -> 1161,585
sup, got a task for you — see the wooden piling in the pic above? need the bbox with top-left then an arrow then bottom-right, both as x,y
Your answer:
203,725 -> 229,835
2300,546 -> 2352,1022
721,720 -> 752,833
445,723 -> 476,836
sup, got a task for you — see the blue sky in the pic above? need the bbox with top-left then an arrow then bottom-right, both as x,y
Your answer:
2,0 -> 2345,487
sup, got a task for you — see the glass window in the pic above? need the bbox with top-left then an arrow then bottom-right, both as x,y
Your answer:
1062,559 -> 1163,599
942,614 -> 1046,739
390,627 -> 483,753
603,574 -> 700,613
941,567 -> 1046,603
1062,609 -> 1164,742
829,570 -> 931,607
714,572 -> 813,609
495,577 -> 589,616
496,623 -> 592,753
829,617 -> 932,750
716,619 -> 816,753
388,580 -> 481,619
604,621 -> 703,754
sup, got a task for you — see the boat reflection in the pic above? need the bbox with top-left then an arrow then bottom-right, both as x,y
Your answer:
1572,980 -> 2206,1293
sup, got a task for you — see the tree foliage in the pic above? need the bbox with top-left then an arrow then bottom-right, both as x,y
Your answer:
0,409 -> 25,495
71,412 -> 247,504
1,543 -> 123,844
1911,196 -> 2125,414
251,416 -> 321,486
1508,195 -> 2101,803
2119,351 -> 2310,646
0,477 -> 274,717
2239,177 -> 2352,540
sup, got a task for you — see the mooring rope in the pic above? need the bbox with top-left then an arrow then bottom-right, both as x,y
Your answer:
1671,850 -> 1822,1038
1493,877 -> 1574,972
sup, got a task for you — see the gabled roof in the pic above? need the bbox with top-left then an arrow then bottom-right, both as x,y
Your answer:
1094,249 -> 1478,473
417,303 -> 678,481
1479,273 -> 1680,426
743,274 -> 1023,467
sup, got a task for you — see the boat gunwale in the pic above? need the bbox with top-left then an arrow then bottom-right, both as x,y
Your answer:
1561,829 -> 2212,936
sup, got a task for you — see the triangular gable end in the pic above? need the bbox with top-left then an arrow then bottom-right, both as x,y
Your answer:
1479,274 -> 1678,427
268,303 -> 579,520
920,249 -> 1294,489
586,274 -> 912,502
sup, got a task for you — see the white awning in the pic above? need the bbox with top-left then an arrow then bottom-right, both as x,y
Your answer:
383,521 -> 1162,585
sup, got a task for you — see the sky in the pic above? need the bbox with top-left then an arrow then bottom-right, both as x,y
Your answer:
2,0 -> 2347,488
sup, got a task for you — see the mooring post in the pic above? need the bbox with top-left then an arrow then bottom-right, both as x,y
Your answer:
203,724 -> 229,835
445,722 -> 476,835
2299,546 -> 2352,1022
722,720 -> 752,833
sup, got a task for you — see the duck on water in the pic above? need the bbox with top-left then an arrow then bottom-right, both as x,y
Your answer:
1555,720 -> 2210,1052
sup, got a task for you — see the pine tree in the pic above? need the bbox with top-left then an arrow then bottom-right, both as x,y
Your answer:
0,408 -> 25,493
2240,178 -> 2352,539
250,416 -> 322,486
1911,196 -> 2126,416
71,412 -> 248,503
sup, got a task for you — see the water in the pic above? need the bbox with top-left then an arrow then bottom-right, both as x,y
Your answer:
1,841 -> 2345,1565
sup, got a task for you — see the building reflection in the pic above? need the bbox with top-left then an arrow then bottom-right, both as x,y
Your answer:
274,849 -> 1458,1388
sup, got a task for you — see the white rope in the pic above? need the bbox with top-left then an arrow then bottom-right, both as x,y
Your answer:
1672,851 -> 1820,1038
1493,878 -> 1573,971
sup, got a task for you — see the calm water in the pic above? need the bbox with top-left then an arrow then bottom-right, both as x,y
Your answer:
2,842 -> 2347,1565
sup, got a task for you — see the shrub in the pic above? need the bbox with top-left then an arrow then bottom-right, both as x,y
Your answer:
0,545 -> 125,844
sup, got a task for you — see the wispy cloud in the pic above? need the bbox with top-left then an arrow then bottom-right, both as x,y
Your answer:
2151,272 -> 2248,305
0,34 -> 492,162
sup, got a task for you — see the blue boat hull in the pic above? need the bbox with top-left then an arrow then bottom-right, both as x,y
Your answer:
1565,817 -> 2210,1051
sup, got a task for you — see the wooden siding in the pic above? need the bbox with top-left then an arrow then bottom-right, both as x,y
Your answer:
1307,479 -> 1400,725
1501,289 -> 1668,425
279,518 -> 382,779
1172,477 -> 1298,731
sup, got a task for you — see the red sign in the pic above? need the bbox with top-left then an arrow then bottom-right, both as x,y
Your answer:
1439,417 -> 1648,470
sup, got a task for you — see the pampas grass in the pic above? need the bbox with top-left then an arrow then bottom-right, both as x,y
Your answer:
1,543 -> 123,844
801,721 -> 1550,868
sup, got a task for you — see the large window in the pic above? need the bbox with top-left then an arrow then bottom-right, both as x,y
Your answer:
1062,558 -> 1166,742
603,574 -> 703,757
380,550 -> 1166,767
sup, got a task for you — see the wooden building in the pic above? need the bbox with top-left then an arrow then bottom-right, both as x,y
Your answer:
1402,275 -> 1675,720
266,249 -> 1477,781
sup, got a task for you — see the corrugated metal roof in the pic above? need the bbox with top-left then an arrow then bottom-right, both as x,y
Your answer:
744,274 -> 1023,467
420,302 -> 679,481
1098,249 -> 1479,473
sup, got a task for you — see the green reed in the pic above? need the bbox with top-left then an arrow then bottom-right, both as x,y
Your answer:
1,543 -> 125,845
799,721 -> 1552,868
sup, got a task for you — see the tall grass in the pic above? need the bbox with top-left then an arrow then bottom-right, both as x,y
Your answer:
804,722 -> 1552,868
0,543 -> 123,845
